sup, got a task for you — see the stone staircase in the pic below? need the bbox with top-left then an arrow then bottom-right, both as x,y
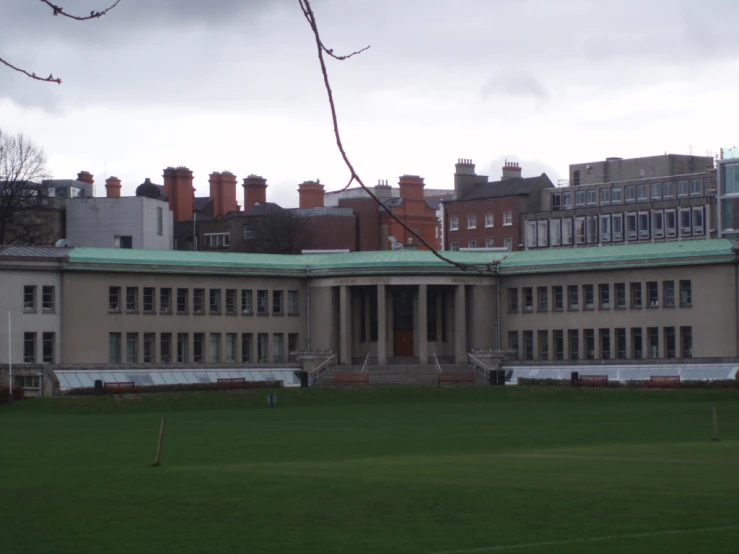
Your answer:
314,363 -> 489,387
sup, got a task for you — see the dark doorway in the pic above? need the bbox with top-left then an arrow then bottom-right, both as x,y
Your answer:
392,287 -> 414,357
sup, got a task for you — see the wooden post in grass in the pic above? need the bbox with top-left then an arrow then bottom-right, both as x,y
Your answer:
712,403 -> 720,442
153,417 -> 167,466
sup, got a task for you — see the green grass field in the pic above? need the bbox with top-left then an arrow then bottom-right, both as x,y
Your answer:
2,386 -> 739,554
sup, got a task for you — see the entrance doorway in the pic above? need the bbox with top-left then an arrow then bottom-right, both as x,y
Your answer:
392,287 -> 414,357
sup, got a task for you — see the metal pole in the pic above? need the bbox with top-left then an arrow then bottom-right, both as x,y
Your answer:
712,403 -> 720,442
153,417 -> 167,466
8,311 -> 12,405
193,212 -> 197,251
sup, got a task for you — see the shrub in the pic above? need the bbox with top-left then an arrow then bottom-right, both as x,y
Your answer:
63,380 -> 283,396
0,387 -> 26,403
517,378 -> 739,389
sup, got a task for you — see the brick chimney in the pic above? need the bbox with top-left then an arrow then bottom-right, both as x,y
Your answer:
454,158 -> 480,200
455,158 -> 475,176
502,161 -> 522,180
77,171 -> 94,185
398,174 -> 425,200
243,175 -> 267,211
105,176 -> 121,198
298,181 -> 325,209
373,179 -> 392,200
209,171 -> 240,218
163,166 -> 194,222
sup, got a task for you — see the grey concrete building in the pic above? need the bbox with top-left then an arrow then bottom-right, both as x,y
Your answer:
569,154 -> 714,187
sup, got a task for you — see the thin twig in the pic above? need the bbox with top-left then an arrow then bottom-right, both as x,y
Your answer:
299,0 -> 493,273
39,0 -> 123,21
0,57 -> 61,84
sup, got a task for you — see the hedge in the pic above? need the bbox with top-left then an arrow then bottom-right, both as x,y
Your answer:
0,387 -> 26,403
517,378 -> 739,389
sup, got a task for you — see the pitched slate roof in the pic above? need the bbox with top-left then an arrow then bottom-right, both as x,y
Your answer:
452,173 -> 554,202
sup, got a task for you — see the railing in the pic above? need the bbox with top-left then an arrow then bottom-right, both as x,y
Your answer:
467,353 -> 493,377
360,353 -> 371,374
309,354 -> 337,384
433,352 -> 443,373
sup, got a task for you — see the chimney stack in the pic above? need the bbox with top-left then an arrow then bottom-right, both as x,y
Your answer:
501,161 -> 522,180
398,174 -> 425,200
298,180 -> 325,209
77,171 -> 94,185
104,176 -> 122,198
373,179 -> 392,200
163,166 -> 194,222
455,158 -> 476,176
242,175 -> 267,211
209,171 -> 240,218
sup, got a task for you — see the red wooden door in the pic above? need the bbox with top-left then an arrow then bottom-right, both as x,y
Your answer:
394,329 -> 414,357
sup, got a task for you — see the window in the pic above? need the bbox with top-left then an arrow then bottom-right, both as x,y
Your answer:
288,290 -> 299,315
616,328 -> 627,359
663,181 -> 675,199
631,328 -> 643,359
679,208 -> 692,236
567,285 -> 579,310
652,210 -> 664,238
177,288 -> 188,313
450,216 -> 459,231
508,288 -> 519,312
15,375 -> 40,389
625,185 -> 635,203
523,331 -> 534,360
241,290 -> 253,314
467,214 -> 477,229
568,330 -> 579,361
114,235 -> 133,249
42,286 -> 55,312
24,332 -> 36,363
574,217 -> 586,244
690,179 -> 702,197
157,206 -> 163,236
626,213 -> 637,240
209,333 -> 221,363
599,284 -> 610,309
508,331 -> 519,357
663,281 -> 675,307
485,238 -> 495,248
143,287 -> 155,313
257,290 -> 268,314
126,333 -> 138,364
143,333 -> 155,363
193,333 -> 205,363
503,212 -> 513,226
288,333 -> 299,360
273,333 -> 284,363
562,191 -> 572,209
42,332 -> 54,363
553,330 -> 564,360
538,330 -> 548,360
204,233 -> 230,248
225,333 -> 236,363
193,289 -> 205,314
549,220 -> 561,246
679,280 -> 692,307
647,282 -> 659,307
678,180 -> 689,198
638,211 -> 650,239
533,221 -> 546,247
225,289 -> 237,315
160,333 -> 171,364
241,333 -> 253,362
553,286 -> 563,310
209,289 -> 221,314
468,239 -> 477,248
586,189 -> 596,206
637,184 -> 648,202
575,190 -> 585,207
126,287 -> 138,313
615,283 -> 626,308
612,187 -> 622,203
160,288 -> 172,314
450,241 -> 459,251
525,221 -> 537,248
177,333 -> 189,363
562,219 -> 573,245
651,182 -> 662,200
599,329 -> 610,360
109,333 -> 121,364
664,327 -> 676,359
630,282 -> 642,308
537,287 -> 548,312
272,290 -> 284,314
612,214 -> 623,241
680,326 -> 692,358
522,287 -> 533,312
647,327 -> 659,359
692,206 -> 704,235
551,192 -> 561,211
503,238 -> 513,252
485,213 -> 494,227
599,215 -> 611,242
665,209 -> 677,238
109,286 -> 121,312
23,285 -> 36,312
587,216 -> 598,244
257,333 -> 268,362
583,285 -> 594,310
599,188 -> 610,205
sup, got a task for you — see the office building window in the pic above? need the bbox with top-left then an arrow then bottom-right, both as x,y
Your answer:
257,333 -> 268,362
204,233 -> 230,249
157,206 -> 163,236
225,289 -> 237,315
24,332 -> 36,363
615,283 -> 626,308
537,221 -> 548,247
109,286 -> 121,312
549,220 -> 561,246
637,184 -> 648,202
450,241 -> 459,251
109,333 -> 122,364
257,290 -> 268,314
630,282 -> 642,308
467,214 -> 477,229
177,333 -> 189,363
241,333 -> 253,363
525,221 -> 537,248
599,284 -> 610,309
680,326 -> 692,358
272,290 -> 284,315
523,331 -> 534,360
209,289 -> 221,314
647,282 -> 659,307
662,281 -> 675,307
651,182 -> 662,200
123,287 -> 138,313
503,237 -> 513,251
665,210 -> 677,238
562,191 -> 572,209
193,333 -> 205,363
625,185 -> 635,203
522,287 -> 533,312
241,290 -> 253,314
575,190 -> 585,207
273,333 -> 284,363
143,333 -> 155,363
468,239 -> 477,248
626,213 -> 637,240
575,217 -> 586,244
193,289 -> 205,314
616,328 -> 627,359
692,206 -> 704,235
647,327 -> 659,359
485,213 -> 494,227
42,286 -> 55,312
126,333 -> 138,364
583,284 -> 594,310
567,285 -> 579,310
449,216 -> 459,231
599,188 -> 610,205
503,212 -> 513,226
537,287 -> 548,311
508,288 -> 518,312
584,329 -> 595,360
599,329 -> 610,360
160,288 -> 172,314
599,214 -> 611,242
288,290 -> 299,315
631,328 -> 643,359
538,330 -> 548,360
114,235 -> 133,249
678,180 -> 689,198
586,189 -> 597,206
209,333 -> 221,363
611,213 -> 623,241
24,285 -> 36,312
679,207 -> 692,236
508,331 -> 519,357
663,181 -> 675,198
143,287 -> 155,313
160,333 -> 172,364
562,218 -> 573,245
553,330 -> 564,360
679,280 -> 692,306
652,210 -> 664,238
288,333 -> 299,360
225,333 -> 236,363
485,238 -> 495,248
638,211 -> 650,239
664,327 -> 676,359
690,179 -> 702,197
611,187 -> 622,204
177,288 -> 188,314
568,329 -> 579,361
553,286 -> 563,310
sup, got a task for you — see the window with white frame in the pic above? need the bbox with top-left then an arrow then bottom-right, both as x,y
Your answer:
468,239 -> 477,248
599,214 -> 611,242
485,213 -> 494,227
692,206 -> 704,235
665,209 -> 677,237
626,213 -> 637,240
575,217 -> 586,244
525,221 -> 537,248
551,193 -> 561,211
651,182 -> 662,201
450,241 -> 459,251
575,190 -> 586,207
679,207 -> 692,236
690,179 -> 702,197
586,189 -> 597,206
449,216 -> 459,231
677,180 -> 689,198
637,184 -> 648,202
485,238 -> 495,248
599,188 -> 610,205
652,210 -> 664,238
503,212 -> 513,226
612,213 -> 623,241
625,185 -> 635,203
562,191 -> 572,209
611,187 -> 622,204
638,211 -> 650,239
467,214 -> 477,229
586,216 -> 597,243
537,221 -> 548,247
562,218 -> 573,245
663,181 -> 675,198
503,237 -> 513,251
550,220 -> 561,246
205,233 -> 229,248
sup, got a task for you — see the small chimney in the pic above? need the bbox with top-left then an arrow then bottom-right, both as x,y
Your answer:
298,180 -> 325,209
243,175 -> 267,211
398,174 -> 425,200
209,172 -> 223,218
220,171 -> 239,215
77,171 -> 94,185
455,158 -> 476,176
374,179 -> 392,200
163,166 -> 194,222
105,176 -> 122,198
501,161 -> 522,180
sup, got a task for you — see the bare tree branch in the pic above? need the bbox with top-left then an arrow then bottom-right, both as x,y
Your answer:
0,57 -> 61,84
39,0 -> 123,21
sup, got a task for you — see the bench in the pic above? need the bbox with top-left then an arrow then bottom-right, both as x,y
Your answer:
217,377 -> 247,390
578,375 -> 609,387
104,381 -> 138,394
438,373 -> 475,386
333,373 -> 370,386
647,375 -> 680,388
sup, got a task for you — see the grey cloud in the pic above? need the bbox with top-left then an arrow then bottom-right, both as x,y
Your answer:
481,70 -> 548,101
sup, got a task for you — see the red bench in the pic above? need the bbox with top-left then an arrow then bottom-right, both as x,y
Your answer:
578,375 -> 609,387
438,373 -> 475,386
333,373 -> 370,386
217,377 -> 247,390
647,375 -> 680,388
104,381 -> 138,394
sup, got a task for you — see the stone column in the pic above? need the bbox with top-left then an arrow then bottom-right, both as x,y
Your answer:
377,284 -> 387,365
454,285 -> 466,363
418,284 -> 428,364
339,286 -> 351,364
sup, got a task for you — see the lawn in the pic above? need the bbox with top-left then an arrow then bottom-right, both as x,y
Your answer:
1,386 -> 738,554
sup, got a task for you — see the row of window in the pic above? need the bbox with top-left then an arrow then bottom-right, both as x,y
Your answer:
450,237 -> 513,251
449,212 -> 513,231
509,280 -> 691,313
108,287 -> 299,316
525,207 -> 705,248
509,326 -> 693,361
550,178 -> 711,211
23,332 -> 56,364
108,331 -> 299,364
23,286 -> 56,313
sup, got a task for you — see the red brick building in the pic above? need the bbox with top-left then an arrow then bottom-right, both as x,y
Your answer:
443,160 -> 554,251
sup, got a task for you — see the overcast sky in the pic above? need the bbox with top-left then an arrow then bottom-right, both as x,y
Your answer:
1,0 -> 737,206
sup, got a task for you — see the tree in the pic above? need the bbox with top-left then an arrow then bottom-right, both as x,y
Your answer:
0,129 -> 56,245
